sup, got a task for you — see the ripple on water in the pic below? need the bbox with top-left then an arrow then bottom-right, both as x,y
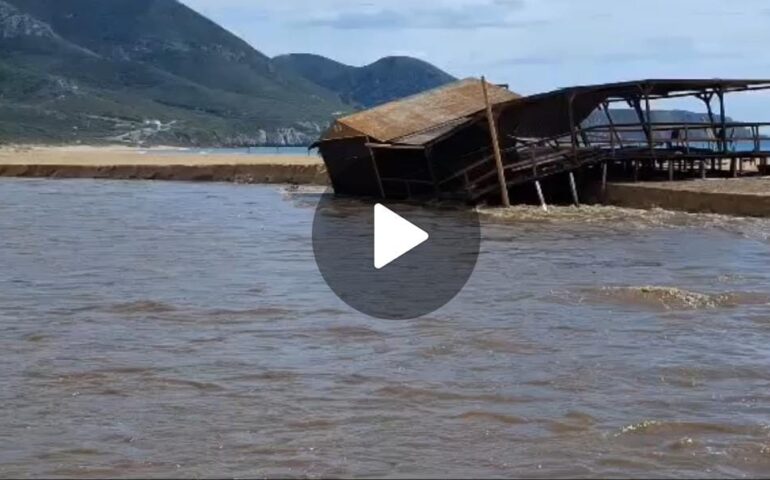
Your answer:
615,420 -> 762,437
544,411 -> 599,434
577,285 -> 770,311
3,180 -> 770,478
25,367 -> 226,395
103,300 -> 178,314
455,410 -> 528,425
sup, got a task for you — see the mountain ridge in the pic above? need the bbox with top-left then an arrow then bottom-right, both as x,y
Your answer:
0,0 -> 461,146
272,53 -> 457,108
0,0 -> 350,146
1,0 -> 740,147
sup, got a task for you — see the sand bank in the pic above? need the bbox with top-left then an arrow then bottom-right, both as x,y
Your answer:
3,146 -> 769,217
0,146 -> 329,185
606,177 -> 770,217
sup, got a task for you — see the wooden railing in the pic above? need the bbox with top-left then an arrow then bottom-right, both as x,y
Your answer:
382,120 -> 770,200
579,121 -> 770,153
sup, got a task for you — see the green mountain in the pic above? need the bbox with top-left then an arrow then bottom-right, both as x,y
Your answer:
0,0 -> 351,146
272,53 -> 457,108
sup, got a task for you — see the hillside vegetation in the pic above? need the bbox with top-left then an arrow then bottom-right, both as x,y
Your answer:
0,0 -> 349,146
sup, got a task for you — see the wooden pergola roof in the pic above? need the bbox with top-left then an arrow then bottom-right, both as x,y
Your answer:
317,78 -> 519,145
492,78 -> 770,139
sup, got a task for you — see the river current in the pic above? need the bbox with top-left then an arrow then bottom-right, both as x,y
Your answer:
1,178 -> 769,478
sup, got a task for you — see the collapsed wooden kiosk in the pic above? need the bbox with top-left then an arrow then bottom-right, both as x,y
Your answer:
313,78 -> 770,205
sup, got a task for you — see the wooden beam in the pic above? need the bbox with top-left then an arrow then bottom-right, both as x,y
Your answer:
365,143 -> 424,150
569,92 -> 578,164
481,76 -> 511,208
601,101 -> 624,148
643,87 -> 657,164
568,171 -> 580,207
367,137 -> 386,199
718,88 -> 736,177
534,180 -> 547,212
601,161 -> 608,199
700,92 -> 720,168
630,95 -> 650,180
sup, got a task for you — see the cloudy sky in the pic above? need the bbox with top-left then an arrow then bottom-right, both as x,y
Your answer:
182,0 -> 770,119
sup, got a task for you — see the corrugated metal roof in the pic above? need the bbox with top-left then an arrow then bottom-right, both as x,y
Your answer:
333,78 -> 520,143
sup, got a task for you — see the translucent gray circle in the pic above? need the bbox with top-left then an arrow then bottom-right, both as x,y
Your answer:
312,193 -> 481,320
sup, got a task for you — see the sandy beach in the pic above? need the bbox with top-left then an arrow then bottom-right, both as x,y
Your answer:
606,177 -> 770,216
0,145 -> 328,185
3,145 -> 770,216
0,145 -> 323,166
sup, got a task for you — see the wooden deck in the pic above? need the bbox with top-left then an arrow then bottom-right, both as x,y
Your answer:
425,121 -> 770,204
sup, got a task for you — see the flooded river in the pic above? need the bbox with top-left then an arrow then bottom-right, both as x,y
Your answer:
1,178 -> 770,478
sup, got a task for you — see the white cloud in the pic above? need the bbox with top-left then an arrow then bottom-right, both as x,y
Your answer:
180,0 -> 770,119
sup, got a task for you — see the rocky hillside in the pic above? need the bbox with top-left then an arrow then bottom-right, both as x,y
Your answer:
0,0 -> 350,146
272,54 -> 457,108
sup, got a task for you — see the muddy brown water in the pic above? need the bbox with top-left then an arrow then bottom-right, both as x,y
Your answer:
1,178 -> 770,478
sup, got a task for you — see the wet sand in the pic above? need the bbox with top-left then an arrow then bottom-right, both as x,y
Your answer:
607,177 -> 770,217
0,146 -> 328,185
3,146 -> 770,217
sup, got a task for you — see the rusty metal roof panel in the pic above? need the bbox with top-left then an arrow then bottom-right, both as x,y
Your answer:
335,78 -> 520,143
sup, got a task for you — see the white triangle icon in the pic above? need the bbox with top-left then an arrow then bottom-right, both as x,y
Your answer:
374,203 -> 429,270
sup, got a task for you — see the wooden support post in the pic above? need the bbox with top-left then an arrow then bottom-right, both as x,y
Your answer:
700,159 -> 706,179
601,161 -> 608,197
602,101 -> 623,148
531,148 -> 537,176
569,93 -> 578,164
568,171 -> 580,207
668,158 -> 674,181
367,138 -> 386,199
701,92 -> 720,176
534,180 -> 547,212
753,125 -> 760,152
610,123 -> 617,157
701,91 -> 717,137
630,91 -> 652,182
632,97 -> 652,151
718,88 -> 736,177
481,76 -> 510,207
643,89 -> 657,165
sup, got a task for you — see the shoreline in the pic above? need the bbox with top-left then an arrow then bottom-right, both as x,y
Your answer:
2,146 -> 769,217
0,145 -> 329,185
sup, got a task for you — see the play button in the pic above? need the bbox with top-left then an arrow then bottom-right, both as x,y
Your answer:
374,204 -> 429,269
312,191 -> 481,320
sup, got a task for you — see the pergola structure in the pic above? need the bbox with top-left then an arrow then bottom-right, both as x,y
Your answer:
311,78 -> 520,199
314,78 -> 770,205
